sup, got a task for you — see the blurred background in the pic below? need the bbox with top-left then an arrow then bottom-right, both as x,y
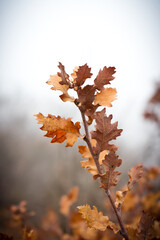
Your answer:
0,0 -> 160,232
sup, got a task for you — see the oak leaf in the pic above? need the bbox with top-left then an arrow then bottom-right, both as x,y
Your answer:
57,62 -> 70,85
91,108 -> 122,153
79,145 -> 107,175
71,66 -> 79,81
103,150 -> 122,171
94,151 -> 122,190
77,205 -> 109,231
46,74 -> 74,102
94,66 -> 116,90
70,211 -> 97,240
77,85 -> 96,112
73,64 -> 92,87
35,113 -> 81,147
128,164 -> 143,190
94,88 -> 117,107
60,187 -> 79,216
94,171 -> 121,190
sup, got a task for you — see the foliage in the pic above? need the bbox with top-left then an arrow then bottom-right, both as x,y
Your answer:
1,63 -> 160,239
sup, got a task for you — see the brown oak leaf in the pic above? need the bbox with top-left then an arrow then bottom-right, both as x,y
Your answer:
103,150 -> 122,171
128,164 -> 143,190
94,66 -> 116,90
94,88 -> 117,107
77,85 -> 96,112
58,62 -> 70,86
60,187 -> 79,216
73,64 -> 92,87
35,113 -> 81,147
94,171 -> 121,190
94,151 -> 122,190
91,108 -> 122,153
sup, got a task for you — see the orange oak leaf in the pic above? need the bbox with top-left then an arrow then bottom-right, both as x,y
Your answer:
34,113 -> 81,147
73,64 -> 92,87
77,205 -> 109,231
70,211 -> 97,239
91,108 -> 122,153
128,164 -> 143,190
71,66 -> 79,81
115,187 -> 128,209
94,88 -> 117,107
60,187 -> 79,216
79,145 -> 107,175
94,66 -> 116,90
46,74 -> 74,102
57,62 -> 70,86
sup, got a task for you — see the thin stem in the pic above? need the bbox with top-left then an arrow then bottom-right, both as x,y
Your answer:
80,110 -> 129,240
106,190 -> 129,240
80,110 -> 102,174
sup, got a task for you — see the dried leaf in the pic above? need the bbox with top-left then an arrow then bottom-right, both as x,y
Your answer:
94,171 -> 121,190
94,151 -> 122,190
60,187 -> 79,216
79,145 -> 107,175
70,211 -> 97,240
77,204 -> 109,231
74,64 -> 92,87
71,66 -> 79,80
35,113 -> 81,147
58,62 -> 70,85
77,85 -> 96,112
128,164 -> 143,190
46,74 -> 74,102
115,189 -> 127,209
94,66 -> 116,90
94,88 -> 117,107
91,109 -> 122,153
103,150 -> 122,172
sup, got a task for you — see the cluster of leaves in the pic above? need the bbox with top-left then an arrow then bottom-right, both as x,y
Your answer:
1,63 -> 160,239
35,63 -> 122,187
1,166 -> 160,240
34,63 -> 160,239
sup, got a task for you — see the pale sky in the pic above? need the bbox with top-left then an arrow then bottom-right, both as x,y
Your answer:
0,0 -> 160,158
